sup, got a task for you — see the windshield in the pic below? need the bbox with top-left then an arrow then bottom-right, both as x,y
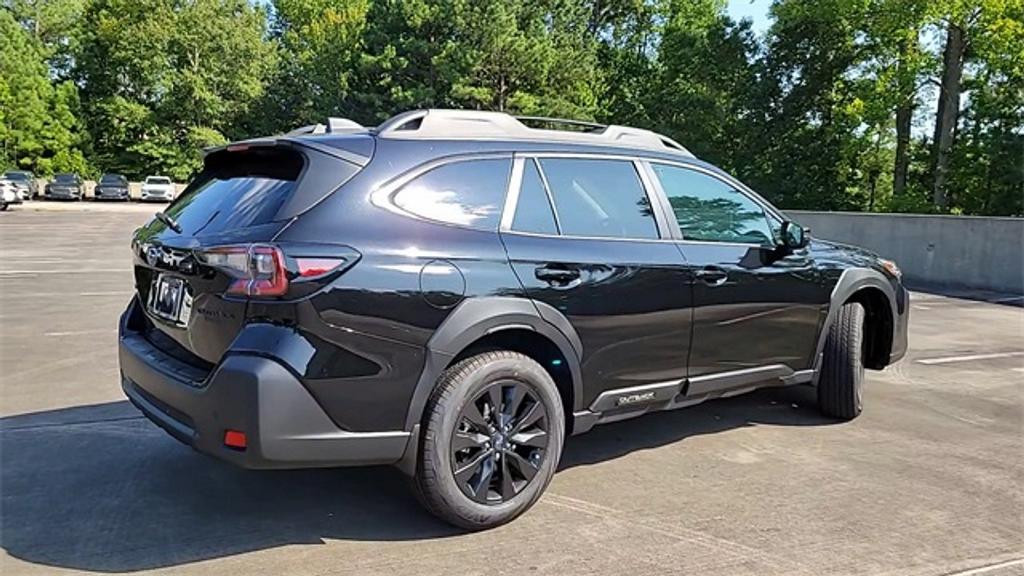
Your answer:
54,174 -> 77,183
3,172 -> 30,182
147,177 -> 171,185
101,174 -> 127,185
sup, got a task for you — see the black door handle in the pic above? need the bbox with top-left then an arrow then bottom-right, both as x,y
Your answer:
535,265 -> 580,284
695,266 -> 728,286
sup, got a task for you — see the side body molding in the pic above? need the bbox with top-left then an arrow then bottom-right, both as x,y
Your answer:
401,296 -> 584,432
811,267 -> 898,383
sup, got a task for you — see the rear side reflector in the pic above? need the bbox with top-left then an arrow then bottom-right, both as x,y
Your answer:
224,430 -> 247,450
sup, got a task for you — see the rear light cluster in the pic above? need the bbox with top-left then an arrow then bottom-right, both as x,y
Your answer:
199,244 -> 345,298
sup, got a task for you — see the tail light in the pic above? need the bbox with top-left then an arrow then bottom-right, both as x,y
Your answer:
200,244 -> 289,297
198,243 -> 353,298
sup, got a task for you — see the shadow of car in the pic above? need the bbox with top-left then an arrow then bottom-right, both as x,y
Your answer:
0,386 -> 831,572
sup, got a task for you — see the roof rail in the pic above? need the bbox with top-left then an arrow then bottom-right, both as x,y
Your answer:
375,109 -> 693,157
286,117 -> 366,136
515,116 -> 606,132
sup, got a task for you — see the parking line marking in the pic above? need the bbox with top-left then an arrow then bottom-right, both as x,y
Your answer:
0,268 -> 130,275
43,329 -> 116,337
918,351 -> 1024,365
943,558 -> 1024,576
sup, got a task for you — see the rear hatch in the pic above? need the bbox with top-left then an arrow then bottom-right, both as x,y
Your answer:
130,140 -> 367,367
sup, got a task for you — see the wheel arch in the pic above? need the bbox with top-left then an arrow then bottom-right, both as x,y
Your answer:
402,297 -> 583,434
844,285 -> 894,369
813,268 -> 898,380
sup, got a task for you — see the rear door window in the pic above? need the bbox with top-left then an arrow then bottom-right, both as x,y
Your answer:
392,158 -> 511,230
537,158 -> 659,239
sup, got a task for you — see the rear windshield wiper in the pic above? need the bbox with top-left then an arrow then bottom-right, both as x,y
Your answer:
155,211 -> 182,234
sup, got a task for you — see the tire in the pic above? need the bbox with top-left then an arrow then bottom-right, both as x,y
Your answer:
414,350 -> 565,530
818,302 -> 866,420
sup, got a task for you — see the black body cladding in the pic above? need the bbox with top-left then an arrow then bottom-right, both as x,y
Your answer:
119,113 -> 909,479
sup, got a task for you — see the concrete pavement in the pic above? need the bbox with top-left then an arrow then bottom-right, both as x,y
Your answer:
1,209 -> 1022,575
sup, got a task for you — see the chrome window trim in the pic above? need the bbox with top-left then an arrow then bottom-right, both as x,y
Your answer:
500,228 -> 681,244
499,157 -> 525,231
369,152 -> 514,231
530,158 -> 563,234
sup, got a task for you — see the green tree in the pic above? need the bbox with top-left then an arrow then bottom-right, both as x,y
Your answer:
0,9 -> 88,175
653,0 -> 759,174
77,0 -> 275,179
5,0 -> 86,76
945,0 -> 1024,215
443,0 -> 602,117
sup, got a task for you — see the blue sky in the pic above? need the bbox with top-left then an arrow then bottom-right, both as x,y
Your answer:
727,0 -> 772,34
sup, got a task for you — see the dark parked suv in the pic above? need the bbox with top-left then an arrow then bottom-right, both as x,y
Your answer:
120,109 -> 908,529
95,173 -> 131,200
45,173 -> 84,200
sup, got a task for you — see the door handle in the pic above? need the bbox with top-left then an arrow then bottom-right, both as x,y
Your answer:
695,266 -> 728,286
535,265 -> 580,285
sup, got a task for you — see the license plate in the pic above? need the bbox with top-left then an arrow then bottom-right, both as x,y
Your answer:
148,275 -> 192,324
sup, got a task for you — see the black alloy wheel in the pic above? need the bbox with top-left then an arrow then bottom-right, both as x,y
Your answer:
450,380 -> 549,504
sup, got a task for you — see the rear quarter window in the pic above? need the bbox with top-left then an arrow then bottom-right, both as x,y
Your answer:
391,158 -> 511,230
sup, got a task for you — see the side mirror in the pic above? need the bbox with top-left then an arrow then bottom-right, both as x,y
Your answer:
779,220 -> 809,250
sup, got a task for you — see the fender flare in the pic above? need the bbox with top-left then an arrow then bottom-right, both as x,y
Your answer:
812,267 -> 897,382
401,296 -> 584,432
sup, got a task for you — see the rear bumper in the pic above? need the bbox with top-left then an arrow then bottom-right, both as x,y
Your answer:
118,299 -> 410,469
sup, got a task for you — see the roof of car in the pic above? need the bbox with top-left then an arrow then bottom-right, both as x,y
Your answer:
285,109 -> 696,160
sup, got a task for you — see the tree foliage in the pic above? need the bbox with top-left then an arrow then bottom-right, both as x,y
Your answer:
0,0 -> 1020,216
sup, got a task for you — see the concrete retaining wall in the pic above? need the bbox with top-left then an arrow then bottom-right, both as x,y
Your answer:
788,211 -> 1024,294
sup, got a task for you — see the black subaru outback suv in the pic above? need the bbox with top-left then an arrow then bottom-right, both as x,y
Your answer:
120,109 -> 908,529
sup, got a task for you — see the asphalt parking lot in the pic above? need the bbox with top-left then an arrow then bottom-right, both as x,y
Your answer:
1,206 -> 1022,576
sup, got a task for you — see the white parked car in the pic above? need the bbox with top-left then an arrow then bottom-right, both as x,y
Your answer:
0,181 -> 18,210
141,176 -> 175,202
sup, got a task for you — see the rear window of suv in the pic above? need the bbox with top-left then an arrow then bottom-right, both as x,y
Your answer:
161,148 -> 306,236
